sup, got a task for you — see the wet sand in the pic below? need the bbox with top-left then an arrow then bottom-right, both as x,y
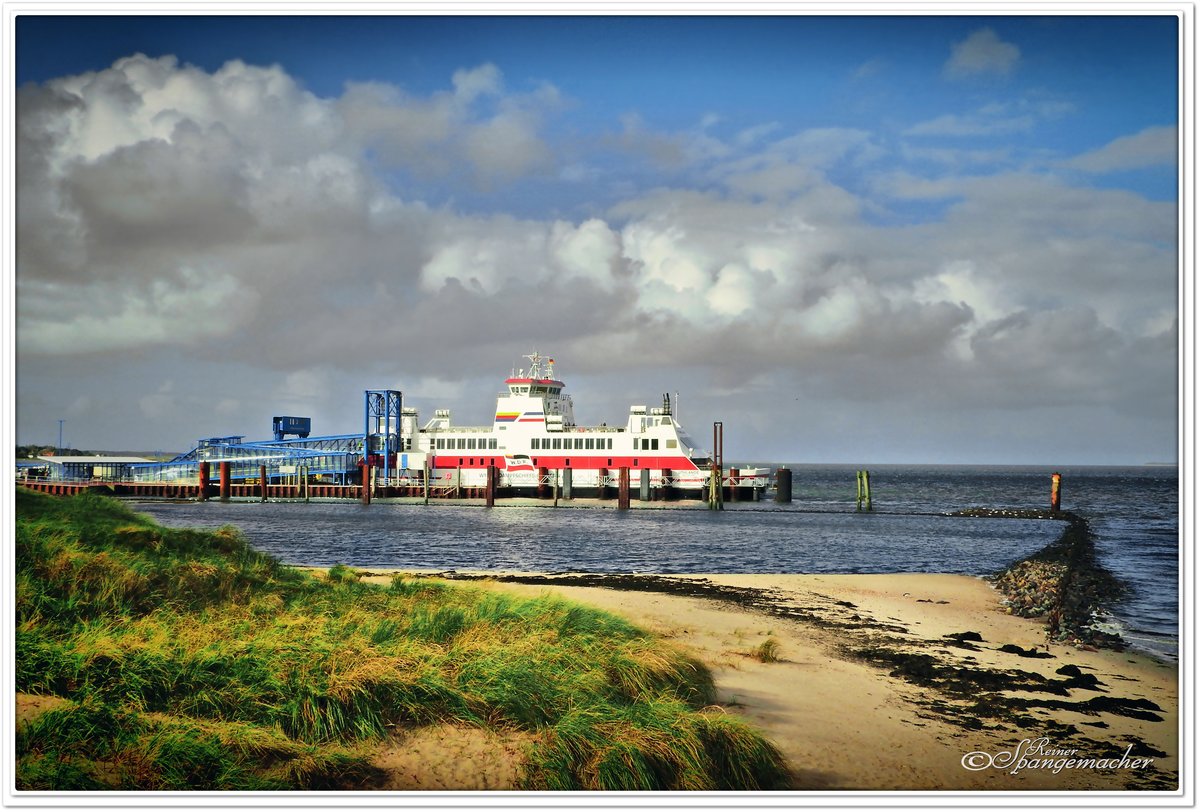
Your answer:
352,568 -> 1178,792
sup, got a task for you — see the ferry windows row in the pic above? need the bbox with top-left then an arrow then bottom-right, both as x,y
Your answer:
637,438 -> 660,451
511,385 -> 563,395
530,437 -> 613,451
433,437 -> 499,450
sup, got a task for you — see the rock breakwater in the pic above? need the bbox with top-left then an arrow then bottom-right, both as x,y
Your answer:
988,512 -> 1127,650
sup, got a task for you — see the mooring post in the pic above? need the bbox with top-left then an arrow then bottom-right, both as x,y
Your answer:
864,469 -> 872,511
639,468 -> 650,502
775,467 -> 793,503
218,461 -> 231,502
361,462 -> 371,505
1051,471 -> 1062,513
856,470 -> 863,511
197,461 -> 210,501
423,459 -> 430,505
562,467 -> 572,500
618,467 -> 630,510
538,466 -> 550,500
259,465 -> 268,502
711,421 -> 724,511
598,467 -> 609,500
486,465 -> 496,508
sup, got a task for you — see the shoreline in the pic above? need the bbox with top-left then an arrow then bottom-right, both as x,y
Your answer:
328,567 -> 1178,791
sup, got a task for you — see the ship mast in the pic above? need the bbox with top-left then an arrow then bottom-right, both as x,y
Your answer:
524,350 -> 548,380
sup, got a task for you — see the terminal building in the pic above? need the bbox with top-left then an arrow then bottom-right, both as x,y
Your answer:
19,455 -> 154,482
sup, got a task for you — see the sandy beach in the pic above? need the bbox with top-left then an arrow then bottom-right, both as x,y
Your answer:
351,569 -> 1178,792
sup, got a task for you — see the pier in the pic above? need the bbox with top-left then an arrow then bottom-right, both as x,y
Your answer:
16,465 -> 772,507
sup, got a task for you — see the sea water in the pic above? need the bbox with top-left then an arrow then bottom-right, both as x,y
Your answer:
133,464 -> 1179,661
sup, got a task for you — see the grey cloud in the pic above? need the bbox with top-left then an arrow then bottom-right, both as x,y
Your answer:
1065,126 -> 1177,173
338,64 -> 559,184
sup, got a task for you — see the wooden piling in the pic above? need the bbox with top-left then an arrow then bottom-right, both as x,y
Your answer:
662,468 -> 673,501
618,467 -> 630,510
598,467 -> 609,500
538,466 -> 550,500
259,465 -> 268,502
562,467 -> 573,500
197,461 -> 210,501
486,465 -> 496,507
1051,472 -> 1062,512
639,468 -> 650,501
361,463 -> 371,505
774,468 -> 792,503
710,421 -> 724,511
856,469 -> 873,512
218,462 -> 231,502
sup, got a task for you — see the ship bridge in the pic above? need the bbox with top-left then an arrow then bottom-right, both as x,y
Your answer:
493,351 -> 575,430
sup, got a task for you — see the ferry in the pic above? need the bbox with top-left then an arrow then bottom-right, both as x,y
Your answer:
395,352 -> 769,498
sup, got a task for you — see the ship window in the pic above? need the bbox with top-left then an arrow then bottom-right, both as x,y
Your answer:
468,438 -> 477,450
634,459 -> 639,467
436,439 -> 444,450
574,438 -> 583,449
666,440 -> 677,449
565,459 -> 571,467
606,438 -> 613,450
531,438 -> 540,450
490,438 -> 498,449
652,439 -> 659,450
586,438 -> 594,450
553,438 -> 562,450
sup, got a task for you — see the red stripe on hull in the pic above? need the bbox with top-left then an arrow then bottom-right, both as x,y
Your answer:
430,456 -> 701,471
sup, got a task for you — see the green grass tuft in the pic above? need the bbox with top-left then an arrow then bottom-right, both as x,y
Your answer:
15,487 -> 791,791
753,637 -> 782,663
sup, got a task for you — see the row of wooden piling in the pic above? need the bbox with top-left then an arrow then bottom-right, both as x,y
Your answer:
19,469 -> 1069,513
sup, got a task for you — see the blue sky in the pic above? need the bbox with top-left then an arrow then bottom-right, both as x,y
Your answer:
11,12 -> 1182,462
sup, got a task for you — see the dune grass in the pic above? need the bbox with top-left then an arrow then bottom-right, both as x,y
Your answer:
14,488 -> 790,791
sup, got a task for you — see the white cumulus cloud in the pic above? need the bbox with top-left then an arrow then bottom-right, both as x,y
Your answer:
945,28 -> 1021,78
